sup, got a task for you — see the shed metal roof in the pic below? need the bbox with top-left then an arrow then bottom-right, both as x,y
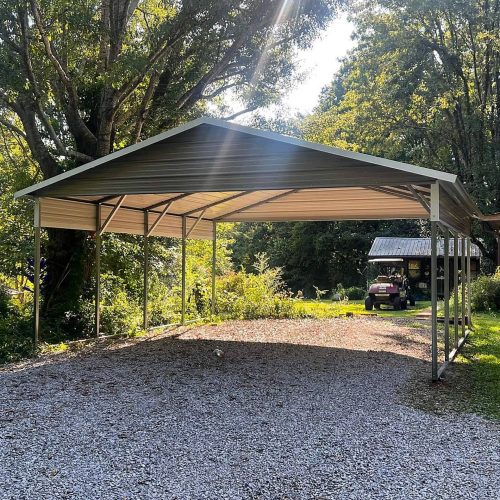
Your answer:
369,237 -> 481,258
14,117 -> 484,239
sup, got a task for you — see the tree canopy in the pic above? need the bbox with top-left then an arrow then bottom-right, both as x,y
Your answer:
0,0 -> 340,314
305,0 -> 499,255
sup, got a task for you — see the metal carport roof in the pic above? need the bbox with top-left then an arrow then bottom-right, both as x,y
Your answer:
15,116 -> 482,238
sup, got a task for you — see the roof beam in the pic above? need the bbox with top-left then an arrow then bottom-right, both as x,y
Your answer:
145,193 -> 191,211
96,195 -> 121,204
98,195 -> 126,235
407,184 -> 430,213
215,189 -> 299,220
186,210 -> 207,238
146,201 -> 173,237
368,186 -> 417,202
181,191 -> 253,217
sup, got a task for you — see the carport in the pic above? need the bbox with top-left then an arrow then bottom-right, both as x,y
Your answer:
14,117 -> 484,380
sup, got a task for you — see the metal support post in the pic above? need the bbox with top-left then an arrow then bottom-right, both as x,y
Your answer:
33,198 -> 41,347
95,204 -> 101,337
461,236 -> 466,336
181,216 -> 186,325
453,232 -> 459,348
443,229 -> 450,361
466,237 -> 472,329
431,221 -> 438,381
211,221 -> 217,317
143,210 -> 149,330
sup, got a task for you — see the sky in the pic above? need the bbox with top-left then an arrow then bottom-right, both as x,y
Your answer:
229,13 -> 355,122
283,13 -> 355,114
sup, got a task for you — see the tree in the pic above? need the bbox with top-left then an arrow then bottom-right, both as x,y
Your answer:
305,0 -> 500,263
0,0 -> 340,318
231,219 -> 422,296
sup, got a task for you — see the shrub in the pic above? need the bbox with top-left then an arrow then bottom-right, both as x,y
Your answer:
450,268 -> 500,313
470,269 -> 500,312
0,292 -> 34,364
100,274 -> 142,336
346,286 -> 366,300
0,285 -> 10,318
215,256 -> 297,320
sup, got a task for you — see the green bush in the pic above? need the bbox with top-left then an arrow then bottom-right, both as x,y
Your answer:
215,256 -> 297,320
0,285 -> 10,318
450,268 -> 500,313
100,274 -> 142,336
470,268 -> 500,312
0,292 -> 34,364
346,286 -> 366,300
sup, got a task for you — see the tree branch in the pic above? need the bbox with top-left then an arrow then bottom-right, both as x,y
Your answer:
29,0 -> 97,151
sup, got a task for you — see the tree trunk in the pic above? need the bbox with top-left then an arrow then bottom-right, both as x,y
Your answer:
42,229 -> 90,324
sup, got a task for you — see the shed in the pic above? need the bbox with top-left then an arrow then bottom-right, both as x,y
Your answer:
368,237 -> 481,298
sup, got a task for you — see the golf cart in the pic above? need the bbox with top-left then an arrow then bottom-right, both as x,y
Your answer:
364,258 -> 415,311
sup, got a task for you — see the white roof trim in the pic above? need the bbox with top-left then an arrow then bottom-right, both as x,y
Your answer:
15,116 -> 458,199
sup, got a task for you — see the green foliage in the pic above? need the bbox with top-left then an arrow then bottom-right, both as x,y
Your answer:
313,285 -> 329,301
216,255 -> 297,320
0,291 -> 34,364
231,220 -> 422,296
449,269 -> 500,313
345,286 -> 366,300
470,269 -> 500,312
304,0 -> 499,264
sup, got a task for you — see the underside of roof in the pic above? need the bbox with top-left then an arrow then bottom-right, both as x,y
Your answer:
15,117 -> 482,239
369,237 -> 481,258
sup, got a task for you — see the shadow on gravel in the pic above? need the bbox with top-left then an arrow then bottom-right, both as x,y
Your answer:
2,333 -> 498,499
0,333 -> 431,398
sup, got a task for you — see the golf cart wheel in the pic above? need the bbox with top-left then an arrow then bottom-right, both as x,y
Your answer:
364,296 -> 373,311
409,297 -> 416,306
393,297 -> 401,310
401,300 -> 408,310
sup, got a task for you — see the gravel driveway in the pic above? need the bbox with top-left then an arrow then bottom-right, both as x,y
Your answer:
1,318 -> 499,499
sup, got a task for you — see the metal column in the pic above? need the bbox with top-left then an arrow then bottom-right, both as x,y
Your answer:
443,229 -> 450,361
431,221 -> 438,381
466,237 -> 472,329
95,204 -> 101,337
181,216 -> 186,325
211,221 -> 217,317
33,198 -> 41,347
461,236 -> 466,336
143,210 -> 149,330
453,232 -> 459,348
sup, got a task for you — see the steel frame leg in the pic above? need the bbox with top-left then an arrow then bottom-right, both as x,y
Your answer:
431,221 -> 438,381
211,221 -> 216,317
34,198 -> 41,347
181,216 -> 186,325
443,229 -> 450,361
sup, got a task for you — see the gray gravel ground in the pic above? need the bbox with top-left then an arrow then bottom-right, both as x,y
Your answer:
1,318 -> 499,499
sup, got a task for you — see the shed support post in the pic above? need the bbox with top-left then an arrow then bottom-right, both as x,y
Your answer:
143,211 -> 149,330
466,237 -> 472,329
181,216 -> 186,326
95,204 -> 101,337
33,198 -> 41,347
453,232 -> 459,348
497,233 -> 500,267
211,221 -> 217,318
443,229 -> 450,362
461,237 -> 466,336
431,221 -> 439,381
